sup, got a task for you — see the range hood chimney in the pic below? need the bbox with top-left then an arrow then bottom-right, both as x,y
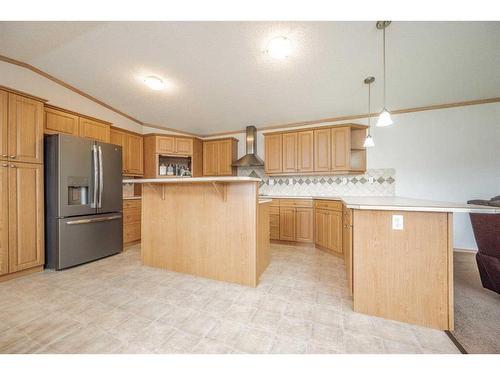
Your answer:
232,126 -> 264,167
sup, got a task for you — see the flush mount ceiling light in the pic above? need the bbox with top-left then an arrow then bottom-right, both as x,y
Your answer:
376,21 -> 394,127
363,76 -> 375,148
143,75 -> 166,91
266,36 -> 292,59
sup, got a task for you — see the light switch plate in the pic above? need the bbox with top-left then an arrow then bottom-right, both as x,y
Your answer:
392,215 -> 404,230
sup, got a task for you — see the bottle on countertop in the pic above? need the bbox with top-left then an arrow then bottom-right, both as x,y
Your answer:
159,163 -> 167,176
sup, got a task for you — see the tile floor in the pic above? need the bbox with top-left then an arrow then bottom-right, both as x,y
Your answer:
0,243 -> 460,354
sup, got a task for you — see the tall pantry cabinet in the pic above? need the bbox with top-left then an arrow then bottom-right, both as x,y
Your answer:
0,88 -> 45,280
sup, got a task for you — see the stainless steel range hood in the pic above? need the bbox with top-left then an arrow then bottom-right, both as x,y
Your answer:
232,126 -> 264,167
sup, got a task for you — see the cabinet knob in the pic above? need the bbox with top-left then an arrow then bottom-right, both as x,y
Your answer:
10,164 -> 16,168
2,154 -> 7,158
1,164 -> 7,167
10,155 -> 16,158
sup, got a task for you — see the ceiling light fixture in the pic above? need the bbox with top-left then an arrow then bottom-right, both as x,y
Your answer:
266,36 -> 292,59
363,76 -> 375,148
143,75 -> 165,91
376,21 -> 393,127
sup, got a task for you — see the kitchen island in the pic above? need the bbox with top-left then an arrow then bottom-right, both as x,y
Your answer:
123,177 -> 269,287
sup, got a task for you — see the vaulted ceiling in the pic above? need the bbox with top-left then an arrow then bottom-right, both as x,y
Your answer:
0,21 -> 498,135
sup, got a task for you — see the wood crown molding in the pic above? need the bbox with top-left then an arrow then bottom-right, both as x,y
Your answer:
1,54 -> 499,140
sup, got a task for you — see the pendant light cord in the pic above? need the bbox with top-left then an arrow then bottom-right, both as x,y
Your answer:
383,27 -> 386,108
368,82 -> 371,134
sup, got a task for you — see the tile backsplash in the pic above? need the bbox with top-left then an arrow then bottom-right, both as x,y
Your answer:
238,167 -> 396,196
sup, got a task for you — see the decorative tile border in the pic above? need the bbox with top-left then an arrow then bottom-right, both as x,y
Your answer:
238,167 -> 396,196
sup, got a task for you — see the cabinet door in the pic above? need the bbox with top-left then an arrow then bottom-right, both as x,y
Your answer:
79,117 -> 110,143
280,207 -> 296,241
110,129 -> 127,173
264,134 -> 282,174
314,129 -> 331,172
156,136 -> 175,154
44,107 -> 79,136
8,93 -> 44,164
297,130 -> 314,173
1,91 -> 9,161
203,141 -> 219,176
315,209 -> 326,247
0,164 -> 8,275
218,140 -> 234,176
270,213 -> 280,241
343,207 -> 353,295
127,134 -> 144,175
296,208 -> 313,243
327,210 -> 343,254
175,138 -> 193,155
8,162 -> 44,272
331,127 -> 350,171
282,132 -> 297,173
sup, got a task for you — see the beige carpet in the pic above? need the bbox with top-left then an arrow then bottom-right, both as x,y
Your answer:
452,251 -> 500,354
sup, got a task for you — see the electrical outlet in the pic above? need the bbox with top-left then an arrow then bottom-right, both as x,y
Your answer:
368,177 -> 375,184
392,215 -> 404,230
342,177 -> 348,185
289,178 -> 293,185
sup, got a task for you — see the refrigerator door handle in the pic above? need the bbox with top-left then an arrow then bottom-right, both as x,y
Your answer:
66,215 -> 122,225
98,145 -> 103,208
91,145 -> 98,208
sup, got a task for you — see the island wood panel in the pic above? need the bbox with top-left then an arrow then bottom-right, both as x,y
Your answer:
257,202 -> 271,280
8,93 -> 44,164
141,181 -> 260,286
8,162 -> 44,273
352,209 -> 452,330
282,132 -> 297,173
297,130 -> 314,172
0,91 -> 7,160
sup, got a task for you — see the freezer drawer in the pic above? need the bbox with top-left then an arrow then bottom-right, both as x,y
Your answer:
53,213 -> 123,270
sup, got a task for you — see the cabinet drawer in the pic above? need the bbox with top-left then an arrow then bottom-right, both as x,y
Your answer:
280,199 -> 313,208
269,199 -> 280,207
123,209 -> 141,224
269,206 -> 280,215
124,223 -> 141,243
123,199 -> 141,210
314,199 -> 343,211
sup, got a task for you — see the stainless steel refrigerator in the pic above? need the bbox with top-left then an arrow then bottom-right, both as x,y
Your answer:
45,134 -> 123,270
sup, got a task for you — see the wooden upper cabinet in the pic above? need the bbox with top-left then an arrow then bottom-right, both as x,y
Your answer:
0,164 -> 8,275
279,207 -> 296,241
8,162 -> 44,273
217,139 -> 235,176
1,90 -> 8,161
44,107 -> 79,136
78,117 -> 110,143
297,130 -> 314,173
202,139 -> 237,176
264,134 -> 282,174
203,141 -> 219,176
314,128 -> 331,172
282,132 -> 297,173
331,127 -> 350,171
296,207 -> 313,243
110,128 -> 144,176
175,137 -> 193,155
8,93 -> 44,164
157,136 -> 175,154
127,133 -> 144,175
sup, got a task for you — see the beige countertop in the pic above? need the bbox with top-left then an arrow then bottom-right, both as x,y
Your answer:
123,176 -> 261,184
259,195 -> 500,214
258,199 -> 272,204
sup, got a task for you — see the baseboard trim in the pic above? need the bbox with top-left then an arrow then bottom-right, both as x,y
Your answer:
454,248 -> 477,254
0,265 -> 44,283
445,330 -> 468,354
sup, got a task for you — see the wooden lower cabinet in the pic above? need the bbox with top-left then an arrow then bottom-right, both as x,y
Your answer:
123,199 -> 141,245
315,208 -> 343,255
343,206 -> 353,295
296,208 -> 314,242
269,208 -> 280,240
279,207 -> 296,241
1,162 -> 44,278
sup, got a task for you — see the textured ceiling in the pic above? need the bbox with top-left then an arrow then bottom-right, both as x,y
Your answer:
0,21 -> 499,135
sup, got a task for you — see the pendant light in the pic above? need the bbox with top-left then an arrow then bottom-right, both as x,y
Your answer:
363,76 -> 375,148
376,21 -> 393,127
